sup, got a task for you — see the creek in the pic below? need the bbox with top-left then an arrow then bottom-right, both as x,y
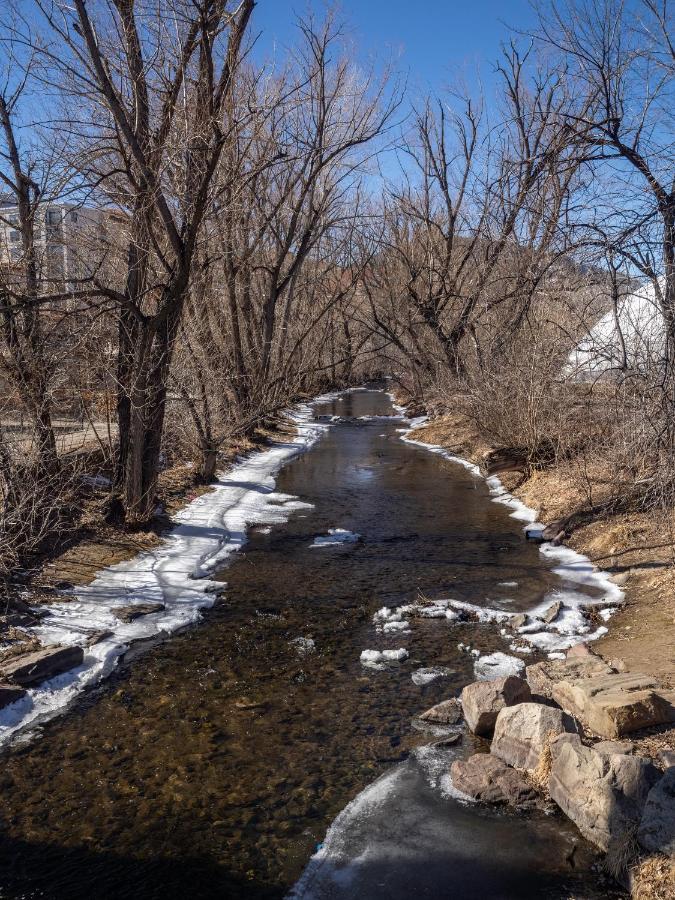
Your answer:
0,389 -> 621,899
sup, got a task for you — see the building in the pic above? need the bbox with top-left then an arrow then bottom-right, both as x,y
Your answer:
0,200 -> 115,289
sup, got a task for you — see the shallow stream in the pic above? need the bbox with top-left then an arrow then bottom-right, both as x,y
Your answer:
0,390 -> 621,899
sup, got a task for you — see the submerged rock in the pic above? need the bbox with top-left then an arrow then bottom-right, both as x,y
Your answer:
450,753 -> 539,809
491,702 -> 578,771
549,735 -> 659,858
638,768 -> 675,858
418,698 -> 463,726
460,676 -> 531,737
0,645 -> 84,687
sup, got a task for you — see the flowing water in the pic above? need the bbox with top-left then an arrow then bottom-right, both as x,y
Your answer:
0,389 -> 621,899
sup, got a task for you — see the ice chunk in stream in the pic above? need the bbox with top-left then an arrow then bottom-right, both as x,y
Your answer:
310,528 -> 361,548
474,652 -> 525,679
360,648 -> 408,668
411,666 -> 454,686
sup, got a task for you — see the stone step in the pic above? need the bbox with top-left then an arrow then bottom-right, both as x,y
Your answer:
551,672 -> 675,738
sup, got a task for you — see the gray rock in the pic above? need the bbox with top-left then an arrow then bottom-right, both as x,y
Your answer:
460,676 -> 531,737
525,656 -> 614,702
542,600 -> 562,623
552,672 -> 675,739
115,602 -> 165,622
638,768 -> 675,858
550,738 -> 660,857
658,750 -> 675,769
491,702 -> 579,771
418,697 -> 463,726
85,629 -> 113,647
450,753 -> 539,809
510,613 -> 528,629
0,683 -> 27,709
431,733 -> 462,748
0,645 -> 84,687
593,740 -> 634,756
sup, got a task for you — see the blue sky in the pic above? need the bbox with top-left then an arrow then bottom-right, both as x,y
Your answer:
250,0 -> 540,100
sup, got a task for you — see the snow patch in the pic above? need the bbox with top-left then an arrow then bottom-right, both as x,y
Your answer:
0,402 -> 328,750
474,652 -> 525,679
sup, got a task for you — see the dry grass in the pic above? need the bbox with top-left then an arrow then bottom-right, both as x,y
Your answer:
630,855 -> 675,900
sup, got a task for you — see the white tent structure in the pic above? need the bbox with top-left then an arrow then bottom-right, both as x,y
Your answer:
567,278 -> 665,378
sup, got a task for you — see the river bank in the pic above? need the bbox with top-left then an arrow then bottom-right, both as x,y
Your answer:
0,401 -> 329,749
404,407 -> 675,689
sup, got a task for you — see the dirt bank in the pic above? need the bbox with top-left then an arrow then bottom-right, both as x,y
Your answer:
411,411 -> 675,689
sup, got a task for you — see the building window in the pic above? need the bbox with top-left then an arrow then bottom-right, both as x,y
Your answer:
9,229 -> 20,242
69,210 -> 78,223
46,208 -> 61,226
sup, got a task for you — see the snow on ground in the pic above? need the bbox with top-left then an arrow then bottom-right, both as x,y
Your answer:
0,402 -> 330,750
310,528 -> 361,548
400,420 -> 625,657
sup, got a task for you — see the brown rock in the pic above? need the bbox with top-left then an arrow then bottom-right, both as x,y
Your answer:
566,643 -> 594,659
0,645 -> 84,687
593,739 -> 634,756
0,683 -> 27,709
491,702 -> 579,771
115,602 -> 165,622
86,630 -> 113,647
552,672 -> 675,739
450,753 -> 539,809
510,613 -> 528,629
460,676 -> 531,737
525,656 -> 614,702
418,697 -> 463,726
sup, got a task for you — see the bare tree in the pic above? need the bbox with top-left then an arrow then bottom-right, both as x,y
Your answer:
26,0 -> 255,524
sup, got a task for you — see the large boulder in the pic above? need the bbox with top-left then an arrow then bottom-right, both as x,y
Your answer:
638,768 -> 675,858
525,656 -> 614,703
491,702 -> 578,771
460,676 -> 531,737
418,697 -> 463,726
549,735 -> 660,855
450,753 -> 539,809
0,683 -> 26,709
551,672 -> 675,739
0,645 -> 84,687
